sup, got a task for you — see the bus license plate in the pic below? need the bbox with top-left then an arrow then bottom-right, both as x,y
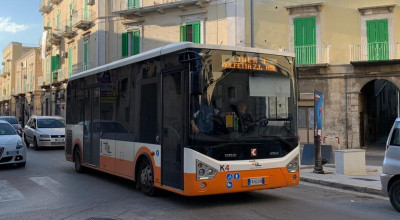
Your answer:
248,178 -> 265,186
55,138 -> 64,142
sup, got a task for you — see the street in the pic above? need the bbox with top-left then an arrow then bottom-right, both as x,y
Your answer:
0,147 -> 398,220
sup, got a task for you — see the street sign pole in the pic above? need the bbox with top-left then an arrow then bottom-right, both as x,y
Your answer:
313,90 -> 324,174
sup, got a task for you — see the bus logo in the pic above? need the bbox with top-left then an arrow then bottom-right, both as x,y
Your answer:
251,148 -> 257,157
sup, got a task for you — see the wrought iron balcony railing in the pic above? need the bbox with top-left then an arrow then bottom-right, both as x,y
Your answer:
39,0 -> 52,14
350,42 -> 400,62
72,9 -> 94,30
293,44 -> 331,65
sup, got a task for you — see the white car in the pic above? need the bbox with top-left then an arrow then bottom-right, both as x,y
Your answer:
0,120 -> 26,167
23,116 -> 65,150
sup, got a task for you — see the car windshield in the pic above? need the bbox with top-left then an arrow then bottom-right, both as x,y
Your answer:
0,123 -> 16,135
0,117 -> 18,124
37,119 -> 65,128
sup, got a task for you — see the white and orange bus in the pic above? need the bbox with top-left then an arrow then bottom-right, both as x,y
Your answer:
65,42 -> 299,196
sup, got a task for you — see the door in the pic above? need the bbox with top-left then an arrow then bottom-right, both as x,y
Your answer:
367,19 -> 389,61
83,87 -> 100,166
298,107 -> 314,143
161,68 -> 184,190
294,17 -> 316,65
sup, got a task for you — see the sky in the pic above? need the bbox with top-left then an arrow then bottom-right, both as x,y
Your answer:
0,0 -> 43,71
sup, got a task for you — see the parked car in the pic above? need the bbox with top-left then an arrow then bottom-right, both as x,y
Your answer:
381,117 -> 400,213
0,116 -> 22,134
23,115 -> 65,150
0,120 -> 26,167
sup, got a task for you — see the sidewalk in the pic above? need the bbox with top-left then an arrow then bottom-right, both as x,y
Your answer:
300,165 -> 384,196
299,143 -> 386,197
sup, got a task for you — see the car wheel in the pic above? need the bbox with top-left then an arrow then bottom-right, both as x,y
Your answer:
138,158 -> 157,196
17,162 -> 26,167
389,179 -> 400,213
24,134 -> 29,147
74,148 -> 85,173
33,137 -> 39,151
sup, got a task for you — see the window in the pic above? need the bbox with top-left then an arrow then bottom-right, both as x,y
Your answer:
122,30 -> 140,58
294,17 -> 316,65
180,22 -> 201,43
56,13 -> 61,33
84,39 -> 89,71
51,55 -> 60,73
127,0 -> 140,9
69,2 -> 74,28
84,1 -> 90,21
367,19 -> 388,61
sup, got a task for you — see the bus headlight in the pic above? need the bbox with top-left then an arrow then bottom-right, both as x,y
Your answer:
196,160 -> 217,180
286,156 -> 299,173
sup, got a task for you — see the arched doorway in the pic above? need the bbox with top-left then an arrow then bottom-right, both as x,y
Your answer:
359,79 -> 399,147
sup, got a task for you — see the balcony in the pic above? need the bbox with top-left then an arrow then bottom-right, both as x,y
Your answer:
72,62 -> 91,74
39,0 -> 52,14
72,9 -> 94,30
50,0 -> 62,5
293,44 -> 331,66
47,30 -> 62,46
113,0 -> 210,18
60,21 -> 76,39
350,42 -> 400,64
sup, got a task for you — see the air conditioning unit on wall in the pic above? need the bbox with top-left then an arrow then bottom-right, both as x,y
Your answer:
86,0 -> 95,5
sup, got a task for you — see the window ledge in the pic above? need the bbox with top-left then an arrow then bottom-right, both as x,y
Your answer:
350,59 -> 400,66
358,4 -> 396,15
285,2 -> 324,15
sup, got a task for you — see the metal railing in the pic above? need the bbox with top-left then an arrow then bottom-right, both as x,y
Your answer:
350,42 -> 400,62
72,9 -> 94,28
72,62 -> 92,75
293,44 -> 331,65
39,0 -> 52,13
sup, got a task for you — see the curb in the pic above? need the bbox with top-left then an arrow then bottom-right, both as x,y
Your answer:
300,177 -> 387,197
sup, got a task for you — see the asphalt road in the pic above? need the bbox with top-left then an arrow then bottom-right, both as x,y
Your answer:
0,146 -> 398,220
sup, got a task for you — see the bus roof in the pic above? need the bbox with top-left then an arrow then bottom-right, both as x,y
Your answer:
69,42 -> 295,82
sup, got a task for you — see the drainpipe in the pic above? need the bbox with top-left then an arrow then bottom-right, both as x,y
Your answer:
250,0 -> 254,47
345,75 -> 348,149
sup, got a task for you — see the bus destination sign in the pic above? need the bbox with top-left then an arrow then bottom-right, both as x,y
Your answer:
221,55 -> 277,71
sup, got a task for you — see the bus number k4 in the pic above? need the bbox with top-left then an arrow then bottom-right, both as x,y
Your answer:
220,165 -> 229,171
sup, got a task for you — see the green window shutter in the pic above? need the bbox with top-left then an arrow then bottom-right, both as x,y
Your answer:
294,17 -> 316,65
127,0 -> 138,9
192,22 -> 201,44
122,32 -> 128,58
56,13 -> 60,30
367,19 -> 389,61
84,40 -> 89,70
180,25 -> 187,42
68,48 -> 73,77
84,2 -> 89,21
132,30 -> 140,55
69,3 -> 73,28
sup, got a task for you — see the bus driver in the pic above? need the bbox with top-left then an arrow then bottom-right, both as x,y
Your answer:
191,90 -> 221,134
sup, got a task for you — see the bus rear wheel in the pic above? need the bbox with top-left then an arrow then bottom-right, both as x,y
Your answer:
139,158 -> 156,196
74,148 -> 85,173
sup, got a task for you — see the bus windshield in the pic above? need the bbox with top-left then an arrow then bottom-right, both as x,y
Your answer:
189,50 -> 297,159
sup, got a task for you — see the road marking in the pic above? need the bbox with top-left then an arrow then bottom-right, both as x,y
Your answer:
29,176 -> 62,195
0,180 -> 24,203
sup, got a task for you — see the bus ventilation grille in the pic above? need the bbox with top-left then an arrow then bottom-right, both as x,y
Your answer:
66,129 -> 73,155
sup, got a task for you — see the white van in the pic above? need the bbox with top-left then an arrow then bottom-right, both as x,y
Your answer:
381,118 -> 400,212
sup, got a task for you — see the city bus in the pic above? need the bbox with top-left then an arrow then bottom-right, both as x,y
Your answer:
65,42 -> 299,196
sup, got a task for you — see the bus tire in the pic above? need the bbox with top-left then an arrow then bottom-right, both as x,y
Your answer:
33,137 -> 39,151
74,148 -> 85,173
138,158 -> 157,196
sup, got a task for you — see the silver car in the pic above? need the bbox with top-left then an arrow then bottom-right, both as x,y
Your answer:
0,120 -> 26,167
381,117 -> 400,212
23,116 -> 65,150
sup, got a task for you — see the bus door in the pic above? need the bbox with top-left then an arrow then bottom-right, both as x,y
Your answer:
161,67 -> 184,190
83,87 -> 100,167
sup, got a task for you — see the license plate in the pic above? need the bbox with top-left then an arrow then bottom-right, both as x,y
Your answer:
52,142 -> 64,145
54,138 -> 64,142
6,151 -> 17,156
247,178 -> 265,186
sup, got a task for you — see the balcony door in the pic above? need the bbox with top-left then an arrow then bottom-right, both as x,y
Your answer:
294,17 -> 316,65
367,19 -> 389,61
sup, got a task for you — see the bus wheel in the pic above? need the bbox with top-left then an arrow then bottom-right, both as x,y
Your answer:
74,148 -> 85,173
139,159 -> 156,196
